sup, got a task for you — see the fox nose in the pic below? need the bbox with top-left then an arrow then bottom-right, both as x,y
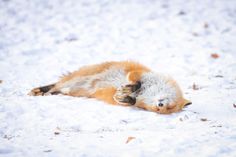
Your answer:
158,99 -> 164,107
158,103 -> 164,107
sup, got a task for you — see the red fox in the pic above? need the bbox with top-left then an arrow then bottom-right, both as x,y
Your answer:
29,61 -> 191,114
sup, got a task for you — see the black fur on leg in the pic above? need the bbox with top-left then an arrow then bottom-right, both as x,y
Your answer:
39,84 -> 55,93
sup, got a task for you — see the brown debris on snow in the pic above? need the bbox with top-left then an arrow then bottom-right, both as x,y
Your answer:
211,53 -> 220,59
204,22 -> 209,29
126,136 -> 136,144
54,127 -> 61,135
200,118 -> 208,122
54,131 -> 60,135
192,83 -> 200,90
214,75 -> 223,78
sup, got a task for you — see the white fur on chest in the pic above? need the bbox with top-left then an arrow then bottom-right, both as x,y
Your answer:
60,67 -> 128,94
94,67 -> 129,89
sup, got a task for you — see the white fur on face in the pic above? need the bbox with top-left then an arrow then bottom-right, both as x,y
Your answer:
137,72 -> 178,107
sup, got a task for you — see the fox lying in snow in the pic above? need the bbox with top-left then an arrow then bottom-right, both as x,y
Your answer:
29,61 -> 191,114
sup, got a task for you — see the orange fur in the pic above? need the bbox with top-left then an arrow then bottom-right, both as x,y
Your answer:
91,87 -> 117,105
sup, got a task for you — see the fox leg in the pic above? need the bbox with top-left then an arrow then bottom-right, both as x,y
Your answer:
28,84 -> 60,96
91,87 -> 117,105
114,71 -> 143,105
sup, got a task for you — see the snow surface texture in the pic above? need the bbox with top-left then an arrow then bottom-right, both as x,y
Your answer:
0,0 -> 236,156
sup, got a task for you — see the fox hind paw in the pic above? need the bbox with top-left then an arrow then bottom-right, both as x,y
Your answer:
28,84 -> 56,96
28,88 -> 45,96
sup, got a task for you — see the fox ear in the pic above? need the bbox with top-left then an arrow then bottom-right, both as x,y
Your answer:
183,99 -> 192,107
127,71 -> 143,83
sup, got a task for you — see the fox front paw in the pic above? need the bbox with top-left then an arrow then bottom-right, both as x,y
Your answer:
114,94 -> 136,105
113,81 -> 141,106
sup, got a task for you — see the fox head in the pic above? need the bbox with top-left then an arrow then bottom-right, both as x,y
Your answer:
135,72 -> 191,114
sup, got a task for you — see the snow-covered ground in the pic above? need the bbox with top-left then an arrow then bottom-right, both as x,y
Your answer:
0,0 -> 236,156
